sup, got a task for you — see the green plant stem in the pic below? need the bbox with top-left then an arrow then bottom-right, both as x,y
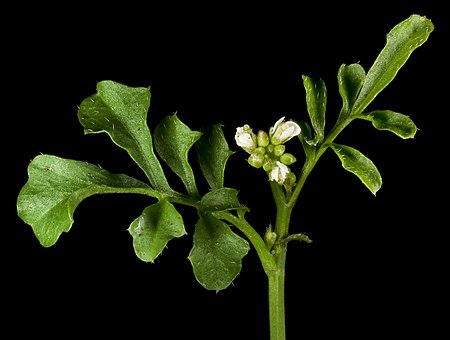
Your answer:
268,181 -> 294,340
268,248 -> 287,340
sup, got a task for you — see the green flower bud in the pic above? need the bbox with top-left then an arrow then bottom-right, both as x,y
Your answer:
266,144 -> 275,155
254,146 -> 266,155
257,130 -> 270,147
284,172 -> 297,190
280,153 -> 297,165
273,145 -> 285,157
262,158 -> 273,171
248,153 -> 264,168
264,226 -> 277,250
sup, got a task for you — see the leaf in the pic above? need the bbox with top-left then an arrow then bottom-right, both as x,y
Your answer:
200,187 -> 248,213
196,124 -> 234,190
297,121 -> 316,158
337,63 -> 366,122
77,80 -> 175,195
355,110 -> 418,139
302,75 -> 327,145
128,199 -> 186,263
154,113 -> 203,198
188,213 -> 250,291
17,154 -> 152,247
352,14 -> 434,115
330,143 -> 382,195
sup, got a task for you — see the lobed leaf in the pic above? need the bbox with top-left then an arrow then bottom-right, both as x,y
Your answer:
17,154 -> 152,247
196,124 -> 234,190
200,187 -> 248,213
330,143 -> 382,195
154,113 -> 203,198
188,213 -> 250,291
128,199 -> 186,263
77,80 -> 175,195
352,14 -> 434,116
355,110 -> 418,139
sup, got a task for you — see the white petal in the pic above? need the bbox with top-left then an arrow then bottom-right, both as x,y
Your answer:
286,121 -> 301,136
237,134 -> 254,147
271,117 -> 285,136
276,161 -> 289,180
269,167 -> 279,182
279,126 -> 295,143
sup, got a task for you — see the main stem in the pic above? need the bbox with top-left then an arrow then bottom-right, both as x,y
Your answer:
268,246 -> 287,340
268,181 -> 293,340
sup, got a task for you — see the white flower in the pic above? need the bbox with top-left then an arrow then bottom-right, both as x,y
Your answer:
269,117 -> 301,145
269,161 -> 290,184
235,124 -> 257,154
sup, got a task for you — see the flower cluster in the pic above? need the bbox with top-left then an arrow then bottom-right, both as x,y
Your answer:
235,117 -> 301,186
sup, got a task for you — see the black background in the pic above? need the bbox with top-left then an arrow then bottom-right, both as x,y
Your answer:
4,2 -> 447,339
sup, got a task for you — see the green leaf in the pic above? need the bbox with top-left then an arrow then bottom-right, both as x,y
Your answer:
297,121 -> 316,158
154,113 -> 203,198
128,199 -> 186,263
200,187 -> 248,213
196,124 -> 234,190
352,14 -> 434,116
188,213 -> 250,291
330,143 -> 382,195
77,80 -> 175,195
17,154 -> 152,247
337,63 -> 366,122
355,110 -> 418,139
302,75 -> 327,145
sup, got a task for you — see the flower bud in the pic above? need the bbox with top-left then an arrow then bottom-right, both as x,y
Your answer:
254,146 -> 266,155
269,117 -> 301,145
280,153 -> 296,165
284,172 -> 297,190
264,226 -> 277,251
266,144 -> 275,155
262,157 -> 273,171
248,153 -> 264,168
257,130 -> 270,147
235,124 -> 257,154
273,145 -> 285,157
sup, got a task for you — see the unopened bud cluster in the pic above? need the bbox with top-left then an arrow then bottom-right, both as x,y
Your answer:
235,117 -> 301,186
